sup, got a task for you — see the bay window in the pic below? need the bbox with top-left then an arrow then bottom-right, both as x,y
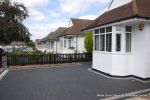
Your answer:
94,26 -> 112,52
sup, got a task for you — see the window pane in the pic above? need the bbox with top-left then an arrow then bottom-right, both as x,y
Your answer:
126,26 -> 132,32
95,29 -> 99,34
59,39 -> 63,49
106,27 -> 112,32
68,37 -> 72,39
116,34 -> 121,51
95,35 -> 100,51
100,28 -> 105,33
64,40 -> 67,48
68,39 -> 72,48
106,34 -> 112,52
100,34 -> 105,51
51,42 -> 54,49
126,33 -> 131,52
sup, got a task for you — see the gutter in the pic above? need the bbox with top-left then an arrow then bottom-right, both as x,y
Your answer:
83,16 -> 150,31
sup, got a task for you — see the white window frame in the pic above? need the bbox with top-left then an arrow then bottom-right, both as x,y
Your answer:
105,27 -> 112,52
94,29 -> 100,51
64,37 -> 67,48
68,37 -> 73,48
94,26 -> 112,52
100,28 -> 105,51
116,33 -> 121,52
125,26 -> 132,52
51,41 -> 54,49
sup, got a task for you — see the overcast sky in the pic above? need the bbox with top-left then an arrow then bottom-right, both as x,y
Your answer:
13,0 -> 111,41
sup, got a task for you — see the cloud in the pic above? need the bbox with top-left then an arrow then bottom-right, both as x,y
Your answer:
59,0 -> 110,14
13,0 -> 48,21
79,15 -> 97,20
13,0 -> 50,8
29,9 -> 45,21
99,8 -> 108,15
49,10 -> 60,17
27,21 -> 68,40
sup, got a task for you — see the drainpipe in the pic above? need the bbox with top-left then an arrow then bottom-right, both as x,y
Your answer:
76,35 -> 78,53
56,40 -> 57,53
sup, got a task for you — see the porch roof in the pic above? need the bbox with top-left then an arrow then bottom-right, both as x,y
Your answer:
84,0 -> 150,30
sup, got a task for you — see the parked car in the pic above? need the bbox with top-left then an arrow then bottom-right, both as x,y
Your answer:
23,47 -> 33,51
3,46 -> 14,53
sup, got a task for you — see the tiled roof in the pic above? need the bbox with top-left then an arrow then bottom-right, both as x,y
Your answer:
43,27 -> 67,42
84,0 -> 150,30
35,39 -> 42,44
63,18 -> 92,36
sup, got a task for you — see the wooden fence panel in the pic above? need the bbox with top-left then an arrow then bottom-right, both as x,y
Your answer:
7,53 -> 92,66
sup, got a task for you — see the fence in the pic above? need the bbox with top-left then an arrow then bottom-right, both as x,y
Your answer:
7,53 -> 92,66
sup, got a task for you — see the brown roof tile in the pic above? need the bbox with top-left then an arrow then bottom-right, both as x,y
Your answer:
35,39 -> 42,44
64,18 -> 92,36
44,27 -> 67,41
84,0 -> 150,30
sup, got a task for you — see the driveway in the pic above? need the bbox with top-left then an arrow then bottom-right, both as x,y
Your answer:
0,62 -> 150,100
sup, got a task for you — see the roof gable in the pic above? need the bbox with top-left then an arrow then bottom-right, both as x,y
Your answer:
63,18 -> 92,36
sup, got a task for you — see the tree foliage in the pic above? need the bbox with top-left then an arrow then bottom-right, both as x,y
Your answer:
26,40 -> 35,49
0,0 -> 30,45
84,31 -> 93,53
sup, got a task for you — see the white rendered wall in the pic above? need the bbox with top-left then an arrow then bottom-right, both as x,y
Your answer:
130,24 -> 146,78
93,52 -> 112,74
77,36 -> 86,53
109,0 -> 132,10
143,23 -> 150,78
58,36 -> 86,53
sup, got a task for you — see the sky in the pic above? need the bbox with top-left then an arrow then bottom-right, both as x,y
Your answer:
13,0 -> 111,41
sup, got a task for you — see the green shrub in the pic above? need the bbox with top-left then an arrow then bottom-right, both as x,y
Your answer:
11,50 -> 45,55
84,31 -> 93,53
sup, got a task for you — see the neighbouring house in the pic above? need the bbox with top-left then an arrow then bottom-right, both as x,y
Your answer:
35,39 -> 47,52
58,18 -> 92,53
83,0 -> 150,78
35,39 -> 42,50
43,27 -> 67,53
37,27 -> 67,53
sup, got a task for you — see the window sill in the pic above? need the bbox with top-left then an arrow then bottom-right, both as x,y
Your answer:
93,51 -> 132,55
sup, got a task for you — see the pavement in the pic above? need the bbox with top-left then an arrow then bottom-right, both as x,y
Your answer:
0,62 -> 150,100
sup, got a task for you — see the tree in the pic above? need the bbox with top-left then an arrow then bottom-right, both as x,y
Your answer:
26,40 -> 35,49
0,0 -> 30,45
84,31 -> 93,53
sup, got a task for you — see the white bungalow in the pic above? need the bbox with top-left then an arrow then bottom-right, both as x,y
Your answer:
58,18 -> 92,53
84,0 -> 150,78
40,27 -> 67,53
